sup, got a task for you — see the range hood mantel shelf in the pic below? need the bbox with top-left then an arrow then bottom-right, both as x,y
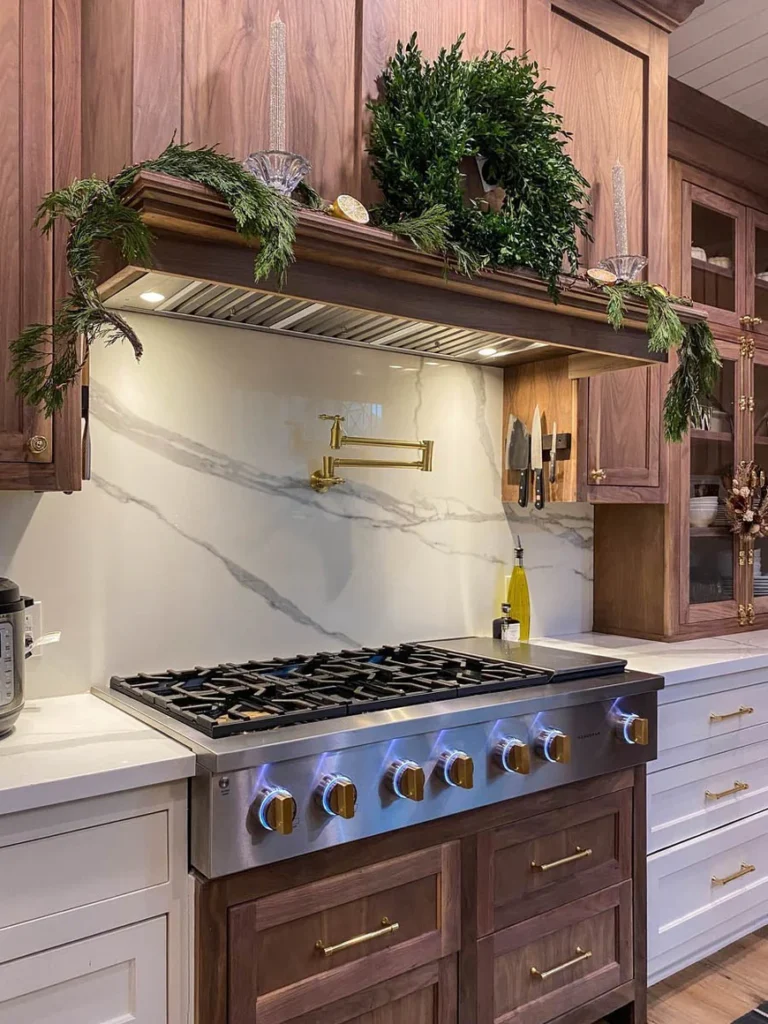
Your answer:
98,171 -> 703,369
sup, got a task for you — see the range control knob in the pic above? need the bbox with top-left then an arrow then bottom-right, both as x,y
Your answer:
253,787 -> 297,835
494,737 -> 531,775
317,774 -> 358,818
387,760 -> 425,801
438,750 -> 474,789
615,713 -> 649,746
535,728 -> 571,765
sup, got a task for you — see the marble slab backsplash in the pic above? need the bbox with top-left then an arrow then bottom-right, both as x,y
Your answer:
0,314 -> 593,698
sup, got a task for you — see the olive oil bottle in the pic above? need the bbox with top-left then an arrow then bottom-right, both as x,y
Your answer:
507,535 -> 531,641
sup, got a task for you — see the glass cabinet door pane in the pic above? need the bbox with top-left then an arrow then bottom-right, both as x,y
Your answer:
755,227 -> 768,322
689,437 -> 735,605
691,203 -> 736,312
696,357 -> 735,433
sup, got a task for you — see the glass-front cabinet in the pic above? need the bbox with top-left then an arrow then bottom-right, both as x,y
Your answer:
679,178 -> 768,629
683,340 -> 743,624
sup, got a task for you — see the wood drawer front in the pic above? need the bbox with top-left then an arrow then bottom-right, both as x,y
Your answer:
228,842 -> 459,1024
0,811 -> 168,930
658,681 -> 768,765
477,883 -> 632,1024
648,807 -> 768,961
648,738 -> 768,853
480,790 -> 632,933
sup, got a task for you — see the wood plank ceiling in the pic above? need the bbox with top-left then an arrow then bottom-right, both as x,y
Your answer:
669,0 -> 768,124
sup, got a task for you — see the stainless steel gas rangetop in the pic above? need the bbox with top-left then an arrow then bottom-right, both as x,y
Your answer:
94,637 -> 662,878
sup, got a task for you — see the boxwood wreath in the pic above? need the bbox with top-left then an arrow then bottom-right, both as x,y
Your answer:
9,35 -> 719,441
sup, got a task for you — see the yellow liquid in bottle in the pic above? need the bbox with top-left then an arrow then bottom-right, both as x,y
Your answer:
507,564 -> 531,641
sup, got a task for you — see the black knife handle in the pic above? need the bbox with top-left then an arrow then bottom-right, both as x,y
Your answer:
518,469 -> 529,508
534,468 -> 545,510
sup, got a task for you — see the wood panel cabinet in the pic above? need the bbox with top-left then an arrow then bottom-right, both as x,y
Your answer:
0,0 -> 80,491
196,769 -> 647,1024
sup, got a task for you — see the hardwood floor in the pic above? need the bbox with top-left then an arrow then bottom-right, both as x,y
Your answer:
648,929 -> 768,1024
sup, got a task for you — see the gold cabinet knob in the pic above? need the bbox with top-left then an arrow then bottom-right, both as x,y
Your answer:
254,788 -> 297,835
741,315 -> 753,328
536,729 -> 571,764
27,435 -> 48,455
754,317 -> 764,327
387,760 -> 425,801
318,774 -> 357,818
494,737 -> 531,775
440,750 -> 474,789
590,468 -> 606,482
617,714 -> 649,746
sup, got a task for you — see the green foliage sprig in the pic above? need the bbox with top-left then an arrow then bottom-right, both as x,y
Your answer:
602,280 -> 721,442
366,34 -> 591,296
11,142 -> 297,415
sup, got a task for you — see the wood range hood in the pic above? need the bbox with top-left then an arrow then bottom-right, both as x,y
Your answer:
99,172 -> 697,374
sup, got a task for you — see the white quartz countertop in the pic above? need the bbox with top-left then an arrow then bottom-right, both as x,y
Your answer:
536,630 -> 768,687
0,693 -> 196,817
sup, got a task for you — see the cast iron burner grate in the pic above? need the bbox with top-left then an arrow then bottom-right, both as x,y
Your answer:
110,644 -> 551,738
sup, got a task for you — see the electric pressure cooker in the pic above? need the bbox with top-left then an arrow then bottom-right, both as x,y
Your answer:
0,578 -> 27,736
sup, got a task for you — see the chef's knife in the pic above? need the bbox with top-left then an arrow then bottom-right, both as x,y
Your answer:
531,405 -> 545,510
509,416 -> 530,508
549,419 -> 557,485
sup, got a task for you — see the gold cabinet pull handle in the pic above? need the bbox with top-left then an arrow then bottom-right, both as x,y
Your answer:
531,846 -> 592,873
712,863 -> 755,887
705,781 -> 749,801
315,917 -> 399,957
531,946 -> 593,980
710,706 -> 754,723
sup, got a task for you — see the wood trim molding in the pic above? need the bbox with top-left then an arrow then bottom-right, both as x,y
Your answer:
614,0 -> 705,31
670,79 -> 768,164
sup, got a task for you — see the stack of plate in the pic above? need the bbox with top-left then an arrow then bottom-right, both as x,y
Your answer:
690,496 -> 720,528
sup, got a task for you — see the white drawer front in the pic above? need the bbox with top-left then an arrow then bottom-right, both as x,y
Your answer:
0,811 -> 168,930
0,916 -> 166,1023
648,808 -> 768,961
657,679 -> 768,768
648,739 -> 768,852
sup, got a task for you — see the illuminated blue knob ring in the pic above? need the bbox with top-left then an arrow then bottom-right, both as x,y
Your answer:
321,774 -> 355,816
622,714 -> 640,745
500,738 -> 523,772
258,788 -> 293,831
392,760 -> 414,800
541,730 -> 562,764
442,750 -> 469,787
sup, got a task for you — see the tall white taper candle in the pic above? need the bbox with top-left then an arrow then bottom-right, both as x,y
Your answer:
612,160 -> 628,256
269,13 -> 286,151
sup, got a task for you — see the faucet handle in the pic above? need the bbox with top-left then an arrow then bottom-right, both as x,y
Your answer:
319,414 -> 345,422
319,414 -> 345,449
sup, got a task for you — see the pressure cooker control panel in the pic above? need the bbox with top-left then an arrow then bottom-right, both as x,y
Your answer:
0,622 -> 14,709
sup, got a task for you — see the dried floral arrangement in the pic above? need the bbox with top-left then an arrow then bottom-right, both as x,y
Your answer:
725,461 -> 768,538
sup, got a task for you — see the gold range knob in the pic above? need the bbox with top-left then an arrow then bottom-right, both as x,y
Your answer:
318,774 -> 357,818
617,714 -> 649,746
27,435 -> 48,455
439,750 -> 474,789
536,729 -> 571,764
494,737 -> 531,774
254,788 -> 297,835
387,760 -> 425,801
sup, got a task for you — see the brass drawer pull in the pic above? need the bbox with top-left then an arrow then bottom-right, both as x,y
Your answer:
315,917 -> 399,957
712,863 -> 755,887
531,946 -> 593,980
710,706 -> 754,723
531,846 -> 592,873
705,781 -> 749,801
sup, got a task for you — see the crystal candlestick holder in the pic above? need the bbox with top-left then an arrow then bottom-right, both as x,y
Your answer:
243,151 -> 311,195
598,255 -> 648,282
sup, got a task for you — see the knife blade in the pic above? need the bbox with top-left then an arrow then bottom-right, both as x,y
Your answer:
549,419 -> 557,485
508,416 -> 530,508
531,405 -> 544,510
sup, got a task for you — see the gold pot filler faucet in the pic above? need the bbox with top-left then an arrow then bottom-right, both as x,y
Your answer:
310,414 -> 434,493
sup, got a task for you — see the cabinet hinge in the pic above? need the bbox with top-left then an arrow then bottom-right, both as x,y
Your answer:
738,604 -> 748,627
749,603 -> 756,625
739,395 -> 755,412
749,547 -> 755,567
740,548 -> 746,567
740,336 -> 756,358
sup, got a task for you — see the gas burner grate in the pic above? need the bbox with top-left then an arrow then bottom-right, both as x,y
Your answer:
110,644 -> 551,737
